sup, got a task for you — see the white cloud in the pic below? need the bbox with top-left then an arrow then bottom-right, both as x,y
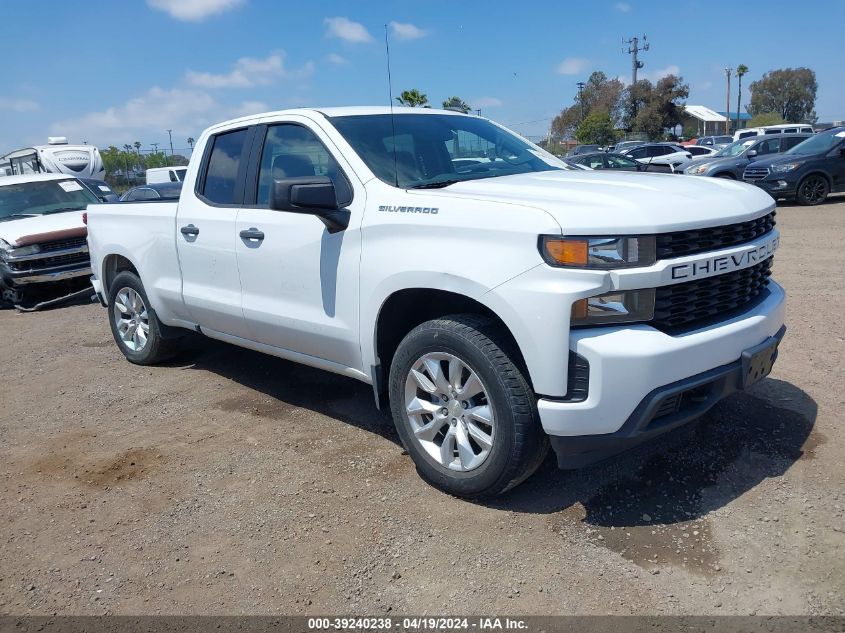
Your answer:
556,57 -> 590,75
614,2 -> 632,12
232,101 -> 268,117
326,53 -> 349,65
147,0 -> 245,21
0,97 -> 39,112
50,87 -> 220,146
641,64 -> 681,81
185,53 -> 313,88
472,97 -> 503,109
324,17 -> 373,43
389,21 -> 427,40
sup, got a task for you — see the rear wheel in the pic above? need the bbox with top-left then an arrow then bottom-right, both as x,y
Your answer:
388,314 -> 548,498
796,174 -> 829,205
108,271 -> 178,365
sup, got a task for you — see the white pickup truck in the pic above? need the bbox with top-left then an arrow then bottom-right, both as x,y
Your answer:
86,107 -> 785,497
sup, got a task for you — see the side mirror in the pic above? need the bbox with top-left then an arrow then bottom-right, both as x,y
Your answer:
270,176 -> 350,233
747,149 -> 758,158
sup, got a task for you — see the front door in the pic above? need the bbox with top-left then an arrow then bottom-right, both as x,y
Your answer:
234,119 -> 364,370
175,126 -> 252,338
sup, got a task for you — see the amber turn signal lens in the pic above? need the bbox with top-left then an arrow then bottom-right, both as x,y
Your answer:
571,299 -> 588,320
544,239 -> 588,266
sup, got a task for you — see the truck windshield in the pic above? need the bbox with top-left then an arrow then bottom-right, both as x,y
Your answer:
330,113 -> 566,188
0,178 -> 99,221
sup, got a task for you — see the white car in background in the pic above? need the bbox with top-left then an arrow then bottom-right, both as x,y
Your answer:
619,143 -> 693,172
685,145 -> 719,158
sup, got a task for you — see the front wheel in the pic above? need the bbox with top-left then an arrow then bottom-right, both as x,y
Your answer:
107,271 -> 178,365
388,314 -> 548,498
796,174 -> 830,206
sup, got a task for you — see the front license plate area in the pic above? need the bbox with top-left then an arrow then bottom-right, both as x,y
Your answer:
741,337 -> 781,389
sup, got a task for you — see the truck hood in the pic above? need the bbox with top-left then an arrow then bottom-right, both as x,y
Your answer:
0,210 -> 86,246
429,170 -> 774,233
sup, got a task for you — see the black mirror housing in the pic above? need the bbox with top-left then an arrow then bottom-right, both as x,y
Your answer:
270,176 -> 350,234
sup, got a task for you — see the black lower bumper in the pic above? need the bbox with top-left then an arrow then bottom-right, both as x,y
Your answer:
550,325 -> 786,469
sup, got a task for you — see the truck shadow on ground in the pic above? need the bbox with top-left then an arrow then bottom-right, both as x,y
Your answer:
490,378 -> 819,526
175,340 -> 818,541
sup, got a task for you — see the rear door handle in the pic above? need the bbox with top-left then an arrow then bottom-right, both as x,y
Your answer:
180,224 -> 199,237
239,228 -> 265,241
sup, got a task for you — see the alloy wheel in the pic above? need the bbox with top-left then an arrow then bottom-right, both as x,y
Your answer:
112,287 -> 150,352
404,352 -> 495,472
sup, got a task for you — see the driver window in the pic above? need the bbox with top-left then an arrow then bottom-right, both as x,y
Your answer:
257,124 -> 348,207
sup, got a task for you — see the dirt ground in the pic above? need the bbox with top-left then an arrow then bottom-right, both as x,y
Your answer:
1,198 -> 843,616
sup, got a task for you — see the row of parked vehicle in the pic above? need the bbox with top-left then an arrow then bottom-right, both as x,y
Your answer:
564,126 -> 845,206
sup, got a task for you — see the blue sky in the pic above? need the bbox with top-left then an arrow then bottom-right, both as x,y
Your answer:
1,0 -> 842,153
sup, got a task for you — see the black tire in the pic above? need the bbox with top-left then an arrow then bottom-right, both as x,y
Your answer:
796,174 -> 830,206
388,314 -> 548,498
107,271 -> 178,365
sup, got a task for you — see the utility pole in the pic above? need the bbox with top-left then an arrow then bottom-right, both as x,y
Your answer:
167,129 -> 174,158
724,67 -> 733,135
576,81 -> 586,122
623,34 -> 649,86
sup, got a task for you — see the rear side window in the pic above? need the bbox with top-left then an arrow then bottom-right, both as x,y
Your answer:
738,131 -> 756,139
781,136 -> 807,151
202,128 -> 249,204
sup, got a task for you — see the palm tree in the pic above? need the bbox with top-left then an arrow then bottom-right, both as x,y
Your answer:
735,65 -> 749,132
187,137 -> 195,151
441,96 -> 470,113
133,141 -> 141,155
396,89 -> 428,107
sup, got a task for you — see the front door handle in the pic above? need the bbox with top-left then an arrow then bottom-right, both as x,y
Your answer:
180,224 -> 200,237
239,228 -> 265,241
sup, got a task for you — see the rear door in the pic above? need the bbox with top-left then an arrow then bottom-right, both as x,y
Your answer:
175,126 -> 253,337
233,117 -> 365,370
830,139 -> 845,191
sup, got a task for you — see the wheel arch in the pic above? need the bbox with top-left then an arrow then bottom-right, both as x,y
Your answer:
370,287 -> 530,405
101,253 -> 140,300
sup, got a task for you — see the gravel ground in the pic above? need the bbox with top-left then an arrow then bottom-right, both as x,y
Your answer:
1,198 -> 843,616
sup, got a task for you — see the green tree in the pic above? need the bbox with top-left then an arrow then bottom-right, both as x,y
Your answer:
551,71 -> 625,139
575,112 -> 616,145
441,96 -> 470,113
396,89 -> 428,107
144,151 -> 169,169
187,137 -> 195,150
747,67 -> 817,122
747,112 -> 786,127
168,154 -> 190,166
623,75 -> 689,139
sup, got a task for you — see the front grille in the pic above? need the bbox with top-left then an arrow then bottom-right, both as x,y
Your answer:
39,236 -> 87,253
656,211 -> 776,259
652,258 -> 773,331
743,166 -> 771,182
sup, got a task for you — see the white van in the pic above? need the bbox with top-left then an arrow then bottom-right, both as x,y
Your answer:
145,166 -> 188,184
734,124 -> 814,141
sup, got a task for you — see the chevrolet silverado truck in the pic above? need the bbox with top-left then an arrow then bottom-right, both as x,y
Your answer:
86,107 -> 786,498
1,173 -> 98,306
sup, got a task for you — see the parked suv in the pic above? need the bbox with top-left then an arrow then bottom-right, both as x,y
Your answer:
619,143 -> 692,172
743,127 -> 845,205
684,134 -> 812,179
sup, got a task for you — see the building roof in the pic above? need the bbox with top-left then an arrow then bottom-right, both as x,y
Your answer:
683,105 -> 728,123
717,111 -> 753,121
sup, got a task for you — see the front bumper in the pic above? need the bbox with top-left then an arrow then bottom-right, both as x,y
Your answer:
748,177 -> 798,197
538,281 -> 786,461
0,260 -> 91,286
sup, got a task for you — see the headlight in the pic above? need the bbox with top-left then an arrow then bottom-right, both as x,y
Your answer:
686,164 -> 709,175
540,235 -> 656,269
0,242 -> 41,259
771,163 -> 801,173
571,289 -> 656,326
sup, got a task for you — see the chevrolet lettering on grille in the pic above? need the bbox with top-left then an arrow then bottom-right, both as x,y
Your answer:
669,235 -> 779,281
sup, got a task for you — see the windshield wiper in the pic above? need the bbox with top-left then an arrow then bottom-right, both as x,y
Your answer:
42,207 -> 85,215
409,179 -> 460,189
0,213 -> 39,222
